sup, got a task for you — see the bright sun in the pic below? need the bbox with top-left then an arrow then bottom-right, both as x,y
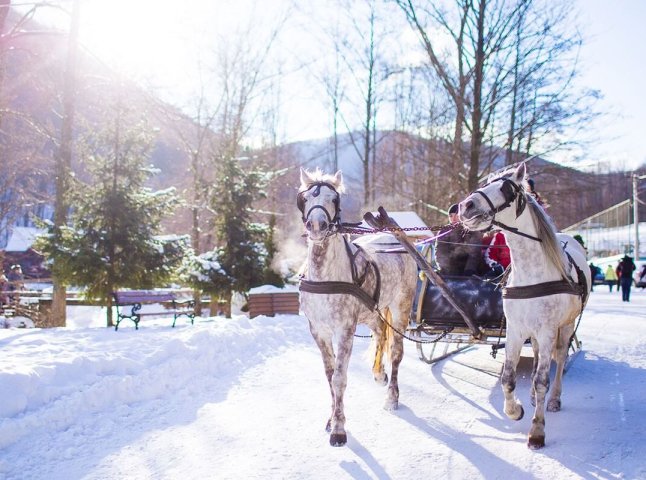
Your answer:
78,0 -> 203,85
73,0 -> 267,96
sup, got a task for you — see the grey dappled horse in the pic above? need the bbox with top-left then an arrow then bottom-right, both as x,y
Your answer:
459,162 -> 590,449
298,168 -> 417,447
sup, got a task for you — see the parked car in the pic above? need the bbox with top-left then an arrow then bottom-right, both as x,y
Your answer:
635,264 -> 646,289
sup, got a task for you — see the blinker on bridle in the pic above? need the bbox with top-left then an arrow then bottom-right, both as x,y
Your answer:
472,177 -> 542,243
297,181 -> 341,231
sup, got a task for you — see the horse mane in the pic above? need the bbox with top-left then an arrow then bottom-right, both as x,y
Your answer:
486,168 -> 570,280
299,168 -> 345,194
525,191 -> 571,280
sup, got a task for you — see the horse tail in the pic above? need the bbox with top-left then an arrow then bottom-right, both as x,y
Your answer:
384,307 -> 395,364
371,307 -> 391,380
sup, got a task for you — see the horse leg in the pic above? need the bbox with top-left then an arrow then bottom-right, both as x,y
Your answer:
530,337 -> 539,407
308,323 -> 337,434
547,324 -> 573,412
528,336 -> 555,449
501,330 -> 525,422
328,325 -> 356,447
383,303 -> 409,411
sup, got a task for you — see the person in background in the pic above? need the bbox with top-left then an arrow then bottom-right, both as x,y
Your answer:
527,178 -> 547,208
615,261 -> 623,293
618,255 -> 636,302
0,273 -> 8,307
604,264 -> 618,292
7,264 -> 24,303
484,230 -> 510,277
435,203 -> 485,276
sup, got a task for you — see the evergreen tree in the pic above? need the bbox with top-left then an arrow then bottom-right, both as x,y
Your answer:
37,118 -> 185,327
262,214 -> 285,288
182,153 -> 274,316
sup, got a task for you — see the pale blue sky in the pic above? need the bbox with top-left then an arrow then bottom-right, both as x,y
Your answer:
27,0 -> 646,171
573,0 -> 646,170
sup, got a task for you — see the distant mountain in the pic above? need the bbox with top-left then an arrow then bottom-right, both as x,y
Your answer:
263,131 -> 640,232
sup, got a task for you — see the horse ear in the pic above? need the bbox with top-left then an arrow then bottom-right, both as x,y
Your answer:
513,162 -> 527,183
332,170 -> 343,188
300,168 -> 314,187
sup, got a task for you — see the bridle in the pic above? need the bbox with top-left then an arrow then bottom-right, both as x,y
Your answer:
297,182 -> 341,235
474,177 -> 588,307
471,177 -> 542,243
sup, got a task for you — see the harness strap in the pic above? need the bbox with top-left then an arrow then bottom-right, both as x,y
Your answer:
299,279 -> 379,311
502,279 -> 585,299
503,247 -> 588,303
565,249 -> 590,307
300,237 -> 381,312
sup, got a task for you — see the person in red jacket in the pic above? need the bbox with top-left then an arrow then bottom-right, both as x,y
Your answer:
484,230 -> 510,276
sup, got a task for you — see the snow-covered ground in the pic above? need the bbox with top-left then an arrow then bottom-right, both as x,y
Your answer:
1,289 -> 645,480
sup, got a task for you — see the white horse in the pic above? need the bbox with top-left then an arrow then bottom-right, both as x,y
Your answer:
298,168 -> 417,447
458,162 -> 590,449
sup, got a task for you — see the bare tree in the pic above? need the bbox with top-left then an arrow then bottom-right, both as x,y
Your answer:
394,0 -> 596,196
300,0 -> 399,206
0,1 -> 59,244
48,0 -> 80,326
202,13 -> 285,315
151,73 -> 220,315
335,0 -> 398,205
502,2 -> 598,162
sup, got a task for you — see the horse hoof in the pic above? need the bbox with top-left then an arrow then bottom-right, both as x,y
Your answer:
547,399 -> 561,412
383,400 -> 398,411
375,375 -> 388,387
514,406 -> 524,421
506,404 -> 524,421
330,433 -> 347,447
325,419 -> 331,433
527,435 -> 545,449
374,373 -> 388,386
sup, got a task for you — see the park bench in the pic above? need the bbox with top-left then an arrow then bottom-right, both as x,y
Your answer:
112,290 -> 196,331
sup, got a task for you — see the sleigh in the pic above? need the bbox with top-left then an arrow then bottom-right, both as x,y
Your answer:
363,207 -> 583,367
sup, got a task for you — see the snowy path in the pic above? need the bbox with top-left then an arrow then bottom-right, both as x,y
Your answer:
1,290 -> 645,479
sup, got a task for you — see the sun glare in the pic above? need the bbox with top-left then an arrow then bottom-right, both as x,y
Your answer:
79,0 -> 200,84
72,0 -> 272,98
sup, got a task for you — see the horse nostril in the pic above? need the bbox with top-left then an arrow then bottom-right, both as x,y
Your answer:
320,220 -> 328,231
465,200 -> 474,211
305,220 -> 312,231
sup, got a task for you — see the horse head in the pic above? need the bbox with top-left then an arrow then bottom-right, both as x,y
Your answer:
298,168 -> 344,242
459,162 -> 528,232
